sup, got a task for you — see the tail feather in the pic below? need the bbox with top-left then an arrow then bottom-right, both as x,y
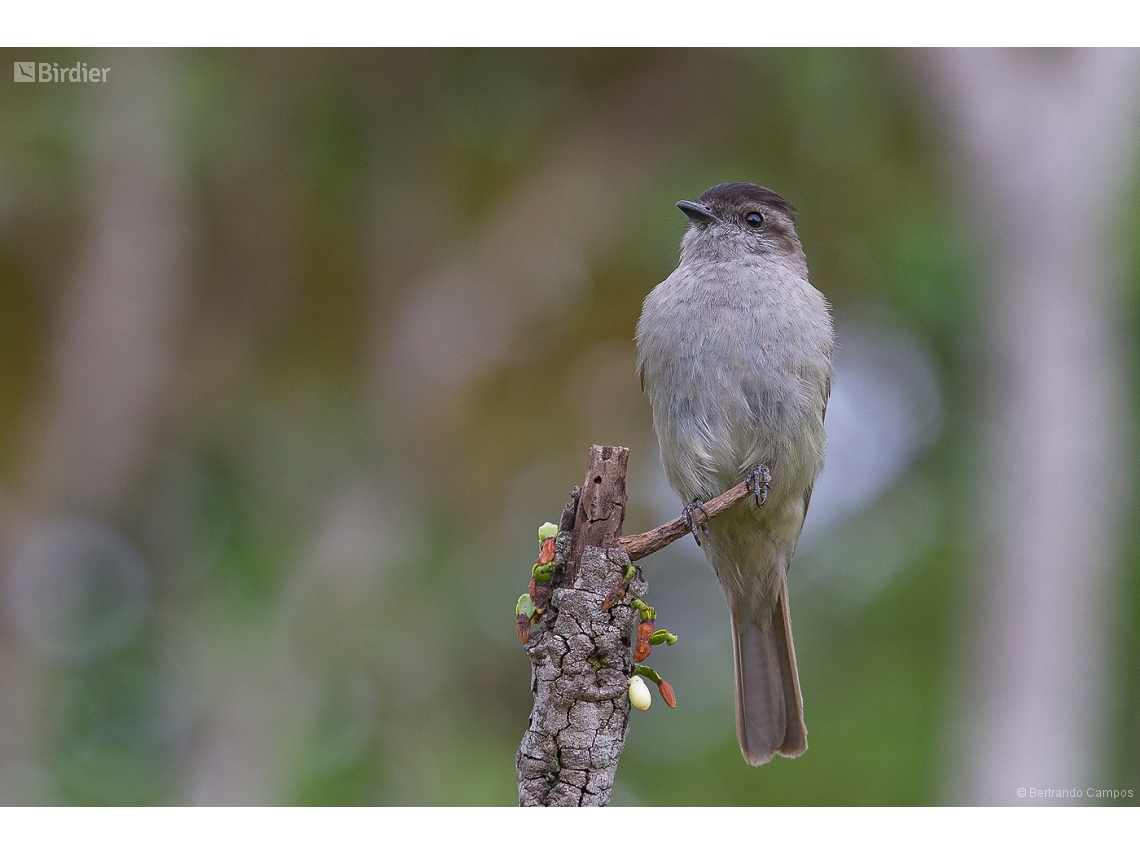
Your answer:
731,579 -> 807,765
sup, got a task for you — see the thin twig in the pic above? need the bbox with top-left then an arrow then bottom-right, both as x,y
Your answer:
617,479 -> 753,561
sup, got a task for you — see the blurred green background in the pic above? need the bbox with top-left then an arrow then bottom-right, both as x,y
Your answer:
0,48 -> 1137,806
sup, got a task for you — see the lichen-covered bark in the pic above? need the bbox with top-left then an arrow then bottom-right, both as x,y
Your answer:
516,445 -> 752,805
516,542 -> 647,806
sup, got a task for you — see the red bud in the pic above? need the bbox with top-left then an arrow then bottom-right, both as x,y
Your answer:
531,579 -> 552,612
537,537 -> 556,565
602,582 -> 627,611
633,619 -> 655,663
516,614 -> 531,644
658,679 -> 676,708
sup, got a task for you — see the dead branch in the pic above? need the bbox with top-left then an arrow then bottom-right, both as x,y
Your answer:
618,479 -> 753,561
515,445 -> 754,805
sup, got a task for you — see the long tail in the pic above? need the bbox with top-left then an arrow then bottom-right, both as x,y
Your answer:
731,578 -> 807,765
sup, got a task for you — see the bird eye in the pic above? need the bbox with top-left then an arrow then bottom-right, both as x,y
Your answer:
745,211 -> 764,228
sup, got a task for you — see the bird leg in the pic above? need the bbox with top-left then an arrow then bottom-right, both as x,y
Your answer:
746,464 -> 771,507
682,500 -> 711,546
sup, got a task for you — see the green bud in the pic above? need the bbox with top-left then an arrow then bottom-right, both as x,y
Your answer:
633,664 -> 662,683
630,599 -> 656,622
516,593 -> 536,618
531,562 -> 554,582
538,522 -> 559,542
649,629 -> 678,646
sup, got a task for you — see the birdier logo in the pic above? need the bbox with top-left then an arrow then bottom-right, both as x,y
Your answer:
13,61 -> 109,83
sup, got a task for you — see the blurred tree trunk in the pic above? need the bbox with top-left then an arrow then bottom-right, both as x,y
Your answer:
922,48 -> 1140,805
32,50 -> 190,513
0,50 -> 191,805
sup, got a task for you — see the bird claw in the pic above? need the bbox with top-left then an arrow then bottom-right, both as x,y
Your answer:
682,500 -> 710,546
746,464 -> 771,507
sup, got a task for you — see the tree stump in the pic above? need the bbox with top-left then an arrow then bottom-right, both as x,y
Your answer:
516,446 -> 645,806
516,444 -> 756,805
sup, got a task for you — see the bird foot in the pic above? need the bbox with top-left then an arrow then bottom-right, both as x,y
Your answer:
682,500 -> 710,546
746,464 -> 771,507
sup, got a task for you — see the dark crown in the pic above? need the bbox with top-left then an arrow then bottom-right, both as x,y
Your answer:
698,183 -> 796,221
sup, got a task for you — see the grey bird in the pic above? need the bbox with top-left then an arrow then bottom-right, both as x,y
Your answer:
635,183 -> 834,765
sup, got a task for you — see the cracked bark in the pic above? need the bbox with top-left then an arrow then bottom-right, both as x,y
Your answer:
516,444 -> 755,806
